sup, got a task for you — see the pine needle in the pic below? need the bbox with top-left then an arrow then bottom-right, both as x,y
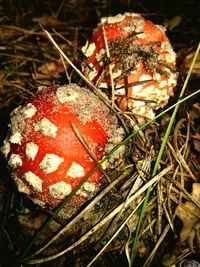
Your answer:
129,42 -> 200,266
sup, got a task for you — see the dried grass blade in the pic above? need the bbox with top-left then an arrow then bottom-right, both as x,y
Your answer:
130,42 -> 200,265
19,88 -> 200,263
25,165 -> 173,265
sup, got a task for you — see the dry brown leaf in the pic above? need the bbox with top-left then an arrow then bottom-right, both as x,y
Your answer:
193,139 -> 200,152
37,59 -> 66,78
0,28 -> 21,40
185,50 -> 200,75
176,183 -> 200,251
18,212 -> 60,242
164,16 -> 182,31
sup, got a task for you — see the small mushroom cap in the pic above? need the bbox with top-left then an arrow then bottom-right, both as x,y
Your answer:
82,13 -> 178,121
2,84 -> 125,218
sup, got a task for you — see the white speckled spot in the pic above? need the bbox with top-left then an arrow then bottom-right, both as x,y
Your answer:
99,82 -> 108,89
137,33 -> 146,39
9,132 -> 22,144
168,73 -> 177,86
126,75 -> 173,119
82,42 -> 96,57
76,189 -> 88,197
142,85 -> 155,93
83,182 -> 96,192
89,70 -> 97,81
23,103 -> 37,118
112,69 -> 122,79
40,153 -> 64,174
161,41 -> 170,52
13,176 -> 30,195
95,48 -> 105,62
49,181 -> 72,199
87,67 -> 98,81
154,73 -> 161,81
1,140 -> 10,158
159,80 -> 168,88
76,182 -> 96,197
139,74 -> 152,82
26,142 -> 38,160
32,198 -> 45,207
148,109 -> 155,119
161,41 -> 175,58
23,171 -> 43,192
8,154 -> 22,168
101,13 -> 140,25
82,40 -> 89,54
56,86 -> 78,103
37,86 -> 46,92
132,100 -> 144,108
114,85 -> 125,96
132,84 -> 144,93
34,118 -> 58,137
67,162 -> 85,178
165,51 -> 176,63
101,14 -> 125,24
123,26 -> 132,32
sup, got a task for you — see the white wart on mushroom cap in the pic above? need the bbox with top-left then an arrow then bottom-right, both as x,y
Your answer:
1,84 -> 125,214
81,12 -> 178,121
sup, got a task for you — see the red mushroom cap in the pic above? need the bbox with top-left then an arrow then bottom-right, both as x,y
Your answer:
81,13 -> 178,121
1,84 -> 125,218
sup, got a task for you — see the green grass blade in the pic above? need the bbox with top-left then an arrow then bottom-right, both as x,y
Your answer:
16,63 -> 200,263
130,42 -> 200,265
18,87 -> 200,263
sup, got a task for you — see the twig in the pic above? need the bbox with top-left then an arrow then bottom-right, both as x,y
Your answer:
25,166 -> 173,264
71,122 -> 112,183
86,198 -> 144,267
102,25 -> 115,108
24,168 -> 133,260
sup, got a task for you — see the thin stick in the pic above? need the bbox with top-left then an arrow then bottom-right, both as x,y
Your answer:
143,223 -> 171,267
25,165 -> 173,264
71,122 -> 112,183
43,27 -> 129,133
86,199 -> 144,267
18,87 -> 200,263
25,169 -> 133,260
42,26 -> 109,104
102,25 -> 115,108
130,42 -> 200,265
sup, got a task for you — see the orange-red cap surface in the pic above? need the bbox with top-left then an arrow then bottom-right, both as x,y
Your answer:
2,84 -> 125,217
82,13 -> 178,121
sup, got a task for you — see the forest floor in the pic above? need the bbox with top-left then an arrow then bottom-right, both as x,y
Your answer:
0,1 -> 199,267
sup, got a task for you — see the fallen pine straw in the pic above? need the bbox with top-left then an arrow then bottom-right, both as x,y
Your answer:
0,7 -> 200,267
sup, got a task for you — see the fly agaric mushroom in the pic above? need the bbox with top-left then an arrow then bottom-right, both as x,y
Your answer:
1,84 -> 125,218
81,13 -> 178,121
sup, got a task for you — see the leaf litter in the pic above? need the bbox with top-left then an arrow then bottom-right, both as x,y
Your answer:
0,1 -> 200,267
